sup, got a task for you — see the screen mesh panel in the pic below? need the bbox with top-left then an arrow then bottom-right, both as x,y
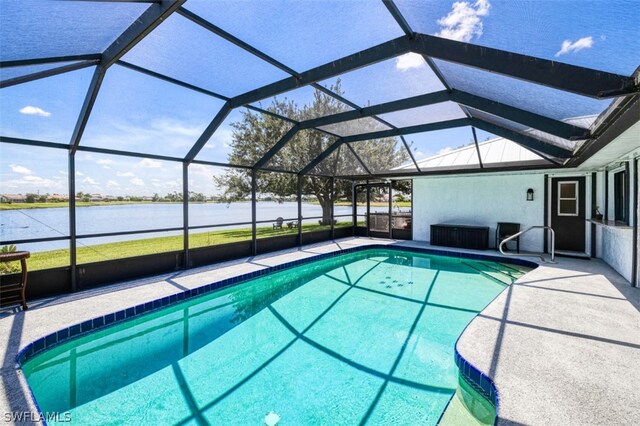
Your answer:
1,0 -> 147,62
81,65 -> 227,157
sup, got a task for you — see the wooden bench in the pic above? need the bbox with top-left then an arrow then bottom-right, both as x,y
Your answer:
0,251 -> 30,310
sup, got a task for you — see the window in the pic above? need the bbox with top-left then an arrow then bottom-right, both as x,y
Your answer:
614,170 -> 627,223
558,181 -> 579,216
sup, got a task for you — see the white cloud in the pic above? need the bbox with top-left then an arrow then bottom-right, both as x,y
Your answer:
189,164 -> 216,177
117,171 -> 135,177
106,180 -> 120,188
395,53 -> 426,72
2,175 -> 63,192
9,164 -> 32,175
97,159 -> 113,165
19,105 -> 51,117
82,176 -> 98,185
76,171 -> 85,176
435,0 -> 490,42
130,178 -> 145,186
555,36 -> 593,57
437,147 -> 454,155
81,118 -> 205,155
137,158 -> 162,168
152,179 -> 180,189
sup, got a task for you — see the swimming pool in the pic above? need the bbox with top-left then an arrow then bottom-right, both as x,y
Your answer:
20,248 -> 532,425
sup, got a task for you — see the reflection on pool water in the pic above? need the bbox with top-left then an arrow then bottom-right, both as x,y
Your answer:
23,249 -> 528,425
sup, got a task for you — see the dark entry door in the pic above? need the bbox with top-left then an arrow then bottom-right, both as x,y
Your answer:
551,177 -> 585,252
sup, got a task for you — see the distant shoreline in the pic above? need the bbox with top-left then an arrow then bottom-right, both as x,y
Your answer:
0,201 -> 184,210
0,200 -> 409,210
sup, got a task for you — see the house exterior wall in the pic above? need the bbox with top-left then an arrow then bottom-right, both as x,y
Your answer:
596,156 -> 637,283
413,172 -> 546,252
411,167 -> 637,284
601,225 -> 633,282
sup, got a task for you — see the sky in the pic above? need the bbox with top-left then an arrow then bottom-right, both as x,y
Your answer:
1,0 -> 638,196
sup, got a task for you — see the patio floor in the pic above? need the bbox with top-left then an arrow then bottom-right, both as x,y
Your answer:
1,237 -> 638,425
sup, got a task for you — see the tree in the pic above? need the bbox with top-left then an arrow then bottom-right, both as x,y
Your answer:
214,81 -> 409,225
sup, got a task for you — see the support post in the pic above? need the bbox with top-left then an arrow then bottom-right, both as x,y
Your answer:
590,171 -> 597,258
183,163 -> 189,269
297,175 -> 303,247
330,177 -> 335,240
632,158 -> 638,287
68,153 -> 77,292
366,181 -> 371,238
604,170 -> 609,220
251,170 -> 257,256
624,161 -> 631,225
388,181 -> 393,239
543,174 -> 548,253
352,182 -> 357,235
410,179 -> 414,240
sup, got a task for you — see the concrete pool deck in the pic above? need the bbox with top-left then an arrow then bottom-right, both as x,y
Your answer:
0,237 -> 638,425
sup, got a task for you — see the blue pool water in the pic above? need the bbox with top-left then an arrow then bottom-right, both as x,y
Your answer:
22,249 -> 527,425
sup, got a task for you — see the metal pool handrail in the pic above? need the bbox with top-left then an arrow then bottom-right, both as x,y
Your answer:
499,225 -> 556,263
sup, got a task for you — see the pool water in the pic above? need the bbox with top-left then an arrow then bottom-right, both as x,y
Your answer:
22,249 -> 528,425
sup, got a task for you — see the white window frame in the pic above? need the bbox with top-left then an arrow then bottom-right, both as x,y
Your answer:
558,181 -> 579,216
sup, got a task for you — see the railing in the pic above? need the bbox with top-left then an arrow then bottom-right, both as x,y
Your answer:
499,225 -> 556,263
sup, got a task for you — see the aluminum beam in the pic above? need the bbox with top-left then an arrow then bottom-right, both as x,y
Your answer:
230,36 -> 412,107
451,90 -> 590,139
253,125 -> 301,170
471,127 -> 484,168
469,118 -> 573,158
0,54 -> 102,68
0,60 -> 99,89
299,139 -> 345,175
411,34 -> 638,99
69,1 -> 186,154
341,118 -> 471,143
184,103 -> 233,162
252,91 -> 450,169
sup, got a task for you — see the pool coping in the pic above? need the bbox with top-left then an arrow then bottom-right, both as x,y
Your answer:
15,244 -> 539,424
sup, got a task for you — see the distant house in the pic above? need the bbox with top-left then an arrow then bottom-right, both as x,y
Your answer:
0,194 -> 27,203
141,196 -> 154,201
89,194 -> 103,201
47,194 -> 68,202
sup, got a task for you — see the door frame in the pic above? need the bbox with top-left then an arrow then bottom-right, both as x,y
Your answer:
547,175 -> 590,254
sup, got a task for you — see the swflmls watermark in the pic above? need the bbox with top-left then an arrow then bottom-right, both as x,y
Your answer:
3,411 -> 71,423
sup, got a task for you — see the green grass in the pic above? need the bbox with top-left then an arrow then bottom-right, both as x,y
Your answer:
3,222 -> 355,272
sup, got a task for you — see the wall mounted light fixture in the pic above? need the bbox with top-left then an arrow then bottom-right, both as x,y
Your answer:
527,188 -> 534,201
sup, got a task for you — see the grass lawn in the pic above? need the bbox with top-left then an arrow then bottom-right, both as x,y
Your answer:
2,222 -> 355,273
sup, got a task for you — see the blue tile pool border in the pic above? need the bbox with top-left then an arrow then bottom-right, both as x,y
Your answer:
16,243 -> 537,422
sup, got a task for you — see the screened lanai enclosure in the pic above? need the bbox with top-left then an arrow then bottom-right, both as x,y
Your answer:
1,0 -> 638,297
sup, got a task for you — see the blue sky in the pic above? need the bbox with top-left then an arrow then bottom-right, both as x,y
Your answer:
1,0 -> 638,196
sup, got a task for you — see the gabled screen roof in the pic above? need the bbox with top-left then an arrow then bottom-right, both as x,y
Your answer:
1,0 -> 638,180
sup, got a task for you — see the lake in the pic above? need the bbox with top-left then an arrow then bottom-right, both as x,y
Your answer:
0,202 -> 399,252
